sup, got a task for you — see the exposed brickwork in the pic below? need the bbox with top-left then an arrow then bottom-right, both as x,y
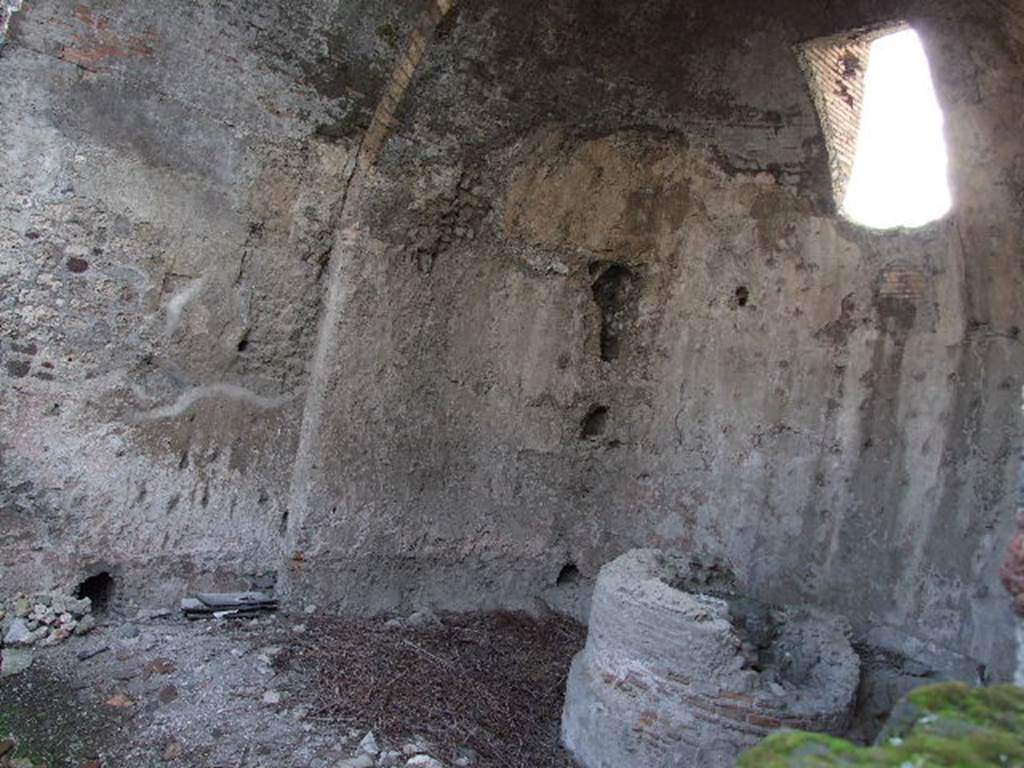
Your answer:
361,0 -> 458,166
1001,389 -> 1024,618
59,4 -> 155,72
1003,530 -> 1024,615
564,552 -> 860,767
798,25 -> 906,207
603,667 -> 851,743
878,267 -> 929,301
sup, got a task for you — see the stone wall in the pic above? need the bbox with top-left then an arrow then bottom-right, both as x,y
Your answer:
283,0 -> 1024,683
1,0 -> 1022,686
0,0 -> 414,598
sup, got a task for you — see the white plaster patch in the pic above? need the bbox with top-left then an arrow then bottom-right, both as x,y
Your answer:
131,383 -> 294,422
164,276 -> 205,335
0,0 -> 22,47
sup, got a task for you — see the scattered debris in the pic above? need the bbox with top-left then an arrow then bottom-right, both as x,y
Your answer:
405,609 -> 441,629
105,693 -> 134,709
135,607 -> 172,621
359,731 -> 380,756
76,644 -> 110,661
406,757 -> 445,768
338,756 -> 375,768
282,612 -> 584,768
144,657 -> 176,676
0,608 -> 582,767
0,592 -> 96,677
0,0 -> 22,49
262,690 -> 283,705
180,591 -> 277,619
162,740 -> 184,761
158,684 -> 178,704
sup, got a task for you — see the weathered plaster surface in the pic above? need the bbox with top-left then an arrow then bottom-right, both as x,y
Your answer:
284,0 -> 1024,684
0,0 -> 410,597
1,0 -> 1022,690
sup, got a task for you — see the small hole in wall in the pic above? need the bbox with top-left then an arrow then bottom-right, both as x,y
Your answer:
735,286 -> 750,308
557,563 -> 581,586
237,338 -> 249,352
279,509 -> 289,535
580,406 -> 609,439
75,571 -> 114,614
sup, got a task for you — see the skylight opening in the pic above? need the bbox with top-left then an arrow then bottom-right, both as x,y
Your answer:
842,29 -> 952,229
798,25 -> 953,231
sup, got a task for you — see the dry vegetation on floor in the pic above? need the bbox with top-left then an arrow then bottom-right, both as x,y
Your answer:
279,613 -> 586,768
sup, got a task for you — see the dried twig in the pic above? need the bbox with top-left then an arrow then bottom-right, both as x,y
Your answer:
276,612 -> 584,768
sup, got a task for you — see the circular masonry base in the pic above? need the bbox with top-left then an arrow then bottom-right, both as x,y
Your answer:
561,549 -> 861,768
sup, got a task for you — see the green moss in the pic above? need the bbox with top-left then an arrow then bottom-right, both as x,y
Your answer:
737,684 -> 1024,768
0,668 -> 123,766
906,682 -> 1024,733
0,704 -> 50,765
376,19 -> 402,49
737,732 -> 860,767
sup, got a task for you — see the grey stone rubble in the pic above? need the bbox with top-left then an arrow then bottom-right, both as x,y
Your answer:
0,646 -> 33,678
335,733 -> 458,767
336,730 -> 459,767
0,610 -> 486,767
1,592 -> 94,643
349,734 -> 461,767
337,735 -> 450,768
1,592 -> 95,677
180,590 -> 278,618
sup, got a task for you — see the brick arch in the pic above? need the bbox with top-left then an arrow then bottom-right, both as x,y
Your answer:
796,22 -> 909,209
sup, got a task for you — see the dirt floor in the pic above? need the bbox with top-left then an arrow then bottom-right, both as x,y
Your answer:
0,610 -> 584,768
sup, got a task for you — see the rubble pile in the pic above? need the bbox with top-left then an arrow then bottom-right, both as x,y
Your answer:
1,592 -> 96,676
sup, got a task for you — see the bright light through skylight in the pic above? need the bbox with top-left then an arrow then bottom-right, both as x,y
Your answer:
842,28 -> 952,229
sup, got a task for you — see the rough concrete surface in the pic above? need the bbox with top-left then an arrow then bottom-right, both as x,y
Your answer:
1,0 -> 1022,727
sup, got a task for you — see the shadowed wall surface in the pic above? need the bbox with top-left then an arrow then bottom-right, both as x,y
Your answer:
1,0 -> 1022,686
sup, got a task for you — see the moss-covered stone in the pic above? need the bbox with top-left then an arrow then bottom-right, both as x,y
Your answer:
737,683 -> 1024,767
